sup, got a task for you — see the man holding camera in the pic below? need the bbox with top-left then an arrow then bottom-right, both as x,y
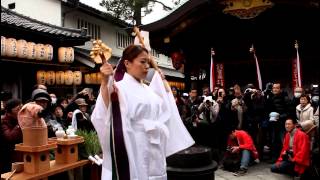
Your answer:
223,129 -> 259,176
271,118 -> 310,177
198,96 -> 219,124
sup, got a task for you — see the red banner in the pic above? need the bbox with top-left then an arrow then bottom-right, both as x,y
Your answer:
292,58 -> 299,89
216,63 -> 225,88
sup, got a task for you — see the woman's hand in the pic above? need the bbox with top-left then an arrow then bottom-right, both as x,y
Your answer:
100,62 -> 113,79
99,62 -> 113,108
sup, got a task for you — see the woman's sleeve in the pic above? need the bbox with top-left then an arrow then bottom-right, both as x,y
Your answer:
91,78 -> 113,160
149,71 -> 194,156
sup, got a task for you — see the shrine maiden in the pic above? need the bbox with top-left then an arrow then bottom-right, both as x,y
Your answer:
91,45 -> 194,180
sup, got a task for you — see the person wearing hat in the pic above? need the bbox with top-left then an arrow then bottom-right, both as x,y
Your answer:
31,89 -> 62,137
32,88 -> 51,109
71,98 -> 94,131
271,118 -> 310,178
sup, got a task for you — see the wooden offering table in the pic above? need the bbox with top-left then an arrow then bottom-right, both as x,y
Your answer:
15,141 -> 57,174
1,160 -> 90,180
50,136 -> 84,164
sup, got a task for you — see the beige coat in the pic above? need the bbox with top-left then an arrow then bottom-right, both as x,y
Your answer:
296,103 -> 314,125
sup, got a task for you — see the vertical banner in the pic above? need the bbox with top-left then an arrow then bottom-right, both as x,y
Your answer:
216,63 -> 225,88
292,41 -> 302,89
292,58 -> 299,89
250,45 -> 263,90
210,49 -> 216,92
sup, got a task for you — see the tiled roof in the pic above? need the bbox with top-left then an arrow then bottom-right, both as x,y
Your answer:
1,6 -> 90,39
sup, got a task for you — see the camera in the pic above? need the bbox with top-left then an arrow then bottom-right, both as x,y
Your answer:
281,150 -> 293,161
226,146 -> 232,152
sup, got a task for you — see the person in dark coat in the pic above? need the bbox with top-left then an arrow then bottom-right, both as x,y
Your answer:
0,99 -> 23,173
266,82 -> 291,162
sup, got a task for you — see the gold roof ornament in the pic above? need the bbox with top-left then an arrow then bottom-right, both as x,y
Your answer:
221,0 -> 274,19
90,39 -> 112,64
295,40 -> 299,49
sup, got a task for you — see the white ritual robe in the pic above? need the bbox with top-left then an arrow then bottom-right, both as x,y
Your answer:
91,72 -> 194,180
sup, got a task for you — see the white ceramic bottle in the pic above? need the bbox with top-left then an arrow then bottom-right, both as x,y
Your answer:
55,127 -> 66,139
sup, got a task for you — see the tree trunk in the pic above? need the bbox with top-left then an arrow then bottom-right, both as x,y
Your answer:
134,4 -> 142,25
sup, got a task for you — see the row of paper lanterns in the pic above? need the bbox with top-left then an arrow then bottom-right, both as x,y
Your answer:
1,36 -> 74,63
84,73 -> 103,85
37,71 -> 104,85
37,70 -> 82,85
167,81 -> 185,90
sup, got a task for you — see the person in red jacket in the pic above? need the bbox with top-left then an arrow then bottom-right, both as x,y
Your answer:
271,118 -> 310,177
226,130 -> 259,176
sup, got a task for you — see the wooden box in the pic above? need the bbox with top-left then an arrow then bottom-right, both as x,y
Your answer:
15,141 -> 57,174
53,136 -> 84,164
22,127 -> 48,146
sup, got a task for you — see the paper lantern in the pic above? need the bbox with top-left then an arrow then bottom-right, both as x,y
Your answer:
27,42 -> 36,59
44,44 -> 53,61
37,71 -> 46,85
35,44 -> 46,60
58,47 -> 74,63
96,73 -> 102,84
55,71 -> 65,85
66,47 -> 74,63
90,73 -> 97,84
45,71 -> 55,85
5,38 -> 17,57
64,70 -> 74,85
182,83 -> 185,90
1,36 -> 6,56
73,71 -> 82,85
171,51 -> 184,70
84,74 -> 91,84
17,39 -> 28,58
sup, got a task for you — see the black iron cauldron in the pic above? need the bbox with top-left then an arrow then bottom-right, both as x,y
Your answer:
167,145 -> 218,180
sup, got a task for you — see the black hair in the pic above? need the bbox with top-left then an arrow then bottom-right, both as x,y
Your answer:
114,45 -> 148,82
300,94 -> 311,103
1,91 -> 12,101
286,118 -> 297,124
5,99 -> 22,113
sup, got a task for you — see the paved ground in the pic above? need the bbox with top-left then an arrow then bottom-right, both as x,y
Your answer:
215,161 -> 293,180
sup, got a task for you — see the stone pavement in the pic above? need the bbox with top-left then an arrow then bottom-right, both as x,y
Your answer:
215,161 -> 293,180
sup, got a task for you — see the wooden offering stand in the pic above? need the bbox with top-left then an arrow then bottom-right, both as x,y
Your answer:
15,141 -> 57,174
2,137 -> 88,180
49,136 -> 84,164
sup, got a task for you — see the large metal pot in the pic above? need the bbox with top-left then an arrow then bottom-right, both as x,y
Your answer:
167,145 -> 218,180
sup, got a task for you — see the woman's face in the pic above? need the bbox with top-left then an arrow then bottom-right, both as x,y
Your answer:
60,100 -> 68,109
125,51 -> 150,81
171,88 -> 177,96
300,97 -> 308,107
79,105 -> 87,113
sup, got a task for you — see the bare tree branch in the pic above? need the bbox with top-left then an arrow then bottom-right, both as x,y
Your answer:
150,0 -> 172,10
